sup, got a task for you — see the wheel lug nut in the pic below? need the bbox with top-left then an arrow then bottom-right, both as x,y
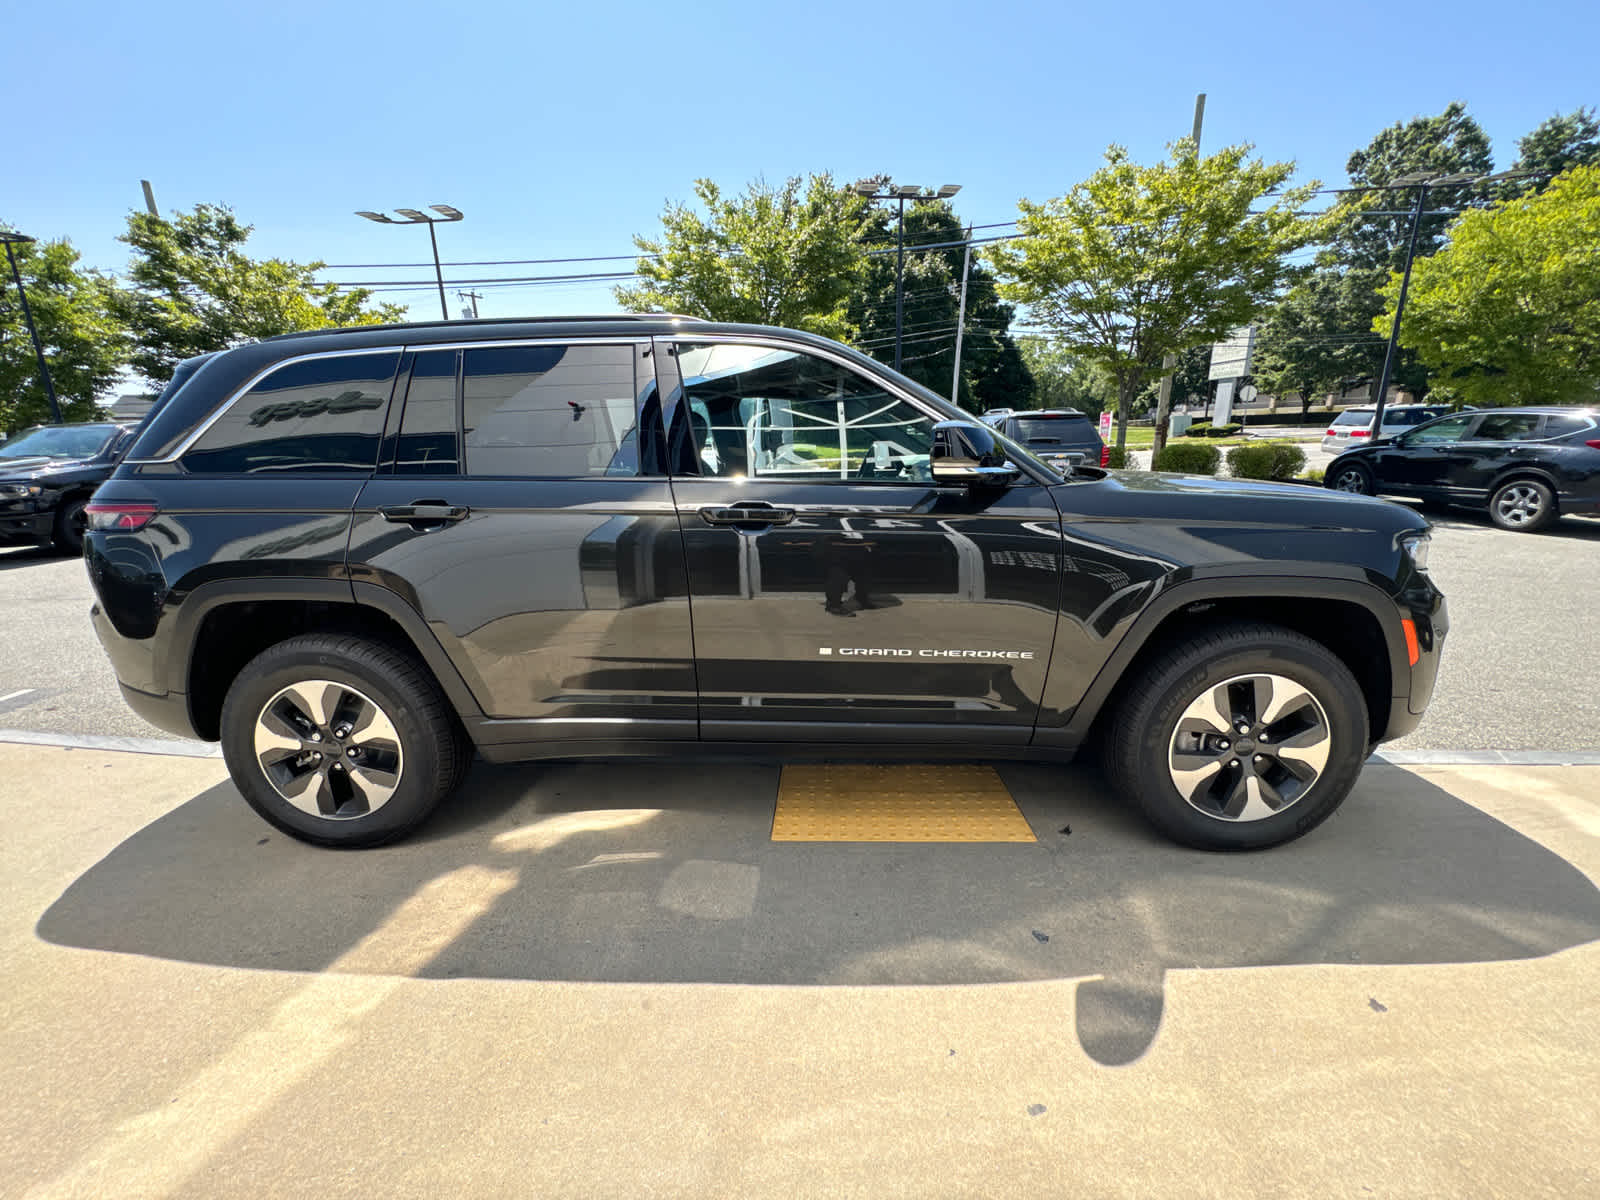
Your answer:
1218,740 -> 1230,750
346,747 -> 358,758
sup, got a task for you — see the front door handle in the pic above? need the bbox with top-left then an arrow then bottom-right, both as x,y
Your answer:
379,501 -> 471,529
698,504 -> 796,527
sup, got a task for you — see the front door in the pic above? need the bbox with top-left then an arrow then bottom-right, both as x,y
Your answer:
1378,412 -> 1481,492
348,338 -> 697,741
660,337 -> 1063,745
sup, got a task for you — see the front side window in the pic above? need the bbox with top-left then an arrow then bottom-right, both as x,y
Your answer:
1406,414 -> 1478,445
182,353 -> 399,475
462,344 -> 637,477
1472,413 -> 1542,442
674,342 -> 934,482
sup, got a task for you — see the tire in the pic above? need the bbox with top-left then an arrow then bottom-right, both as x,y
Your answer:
1489,478 -> 1557,533
219,634 -> 471,847
52,497 -> 89,555
1106,623 -> 1369,850
1327,463 -> 1373,495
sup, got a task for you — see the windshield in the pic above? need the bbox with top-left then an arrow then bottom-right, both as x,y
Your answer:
0,424 -> 117,461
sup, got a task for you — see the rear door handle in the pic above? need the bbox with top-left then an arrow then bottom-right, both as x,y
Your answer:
379,501 -> 470,529
698,504 -> 796,527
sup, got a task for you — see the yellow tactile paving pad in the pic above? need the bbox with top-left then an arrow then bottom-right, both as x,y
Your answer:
772,764 -> 1036,843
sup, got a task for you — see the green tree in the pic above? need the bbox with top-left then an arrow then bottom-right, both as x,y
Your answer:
1018,337 -> 1112,416
0,230 -> 128,433
115,204 -> 403,386
1139,344 -> 1212,415
1255,103 -> 1495,405
989,140 -> 1322,453
848,201 -> 1032,412
1381,163 -> 1600,408
616,175 -> 868,339
1512,107 -> 1600,193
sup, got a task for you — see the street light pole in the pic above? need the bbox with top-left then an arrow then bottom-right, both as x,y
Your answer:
354,205 -> 465,321
851,179 -> 961,375
1,232 -> 62,423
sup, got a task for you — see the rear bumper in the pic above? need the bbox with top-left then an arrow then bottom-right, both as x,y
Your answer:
117,682 -> 200,740
91,602 -> 201,740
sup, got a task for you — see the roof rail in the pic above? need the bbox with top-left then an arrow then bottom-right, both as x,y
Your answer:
260,313 -> 707,343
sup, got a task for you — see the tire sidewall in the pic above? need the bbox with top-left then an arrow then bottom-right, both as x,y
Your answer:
220,644 -> 444,847
1123,639 -> 1368,850
54,497 -> 88,555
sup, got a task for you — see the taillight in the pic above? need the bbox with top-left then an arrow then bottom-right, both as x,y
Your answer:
1350,430 -> 1370,437
1100,446 -> 1110,467
1326,429 -> 1339,436
1587,440 -> 1600,450
84,501 -> 158,531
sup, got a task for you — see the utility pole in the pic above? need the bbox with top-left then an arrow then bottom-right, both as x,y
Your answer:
1,232 -> 63,423
1369,182 -> 1429,433
457,289 -> 483,319
950,228 -> 973,406
1151,93 -> 1206,459
140,180 -> 158,217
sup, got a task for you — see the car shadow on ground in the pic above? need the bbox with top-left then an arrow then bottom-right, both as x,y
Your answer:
1396,504 -> 1600,541
0,546 -> 67,570
37,761 -> 1600,1067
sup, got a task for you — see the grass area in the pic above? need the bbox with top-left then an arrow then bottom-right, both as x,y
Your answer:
1115,427 -> 1252,450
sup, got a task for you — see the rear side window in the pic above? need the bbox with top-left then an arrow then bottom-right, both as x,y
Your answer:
182,353 -> 399,475
396,351 -> 460,475
1544,414 -> 1595,439
462,344 -> 638,477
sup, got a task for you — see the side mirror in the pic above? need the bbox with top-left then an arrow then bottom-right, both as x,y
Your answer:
931,421 -> 1018,486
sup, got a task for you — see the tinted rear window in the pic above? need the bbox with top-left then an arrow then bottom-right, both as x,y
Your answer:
1331,410 -> 1373,427
462,344 -> 638,478
1545,414 -> 1596,439
181,353 -> 399,475
1011,415 -> 1095,443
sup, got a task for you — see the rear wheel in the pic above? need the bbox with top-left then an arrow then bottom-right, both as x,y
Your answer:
219,634 -> 471,847
1489,479 -> 1556,532
1328,463 -> 1373,495
1106,623 -> 1368,850
52,497 -> 89,555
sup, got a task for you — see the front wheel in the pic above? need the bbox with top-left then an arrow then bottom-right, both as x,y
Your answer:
219,634 -> 471,847
1489,479 -> 1556,532
1106,623 -> 1369,850
1328,463 -> 1373,495
52,497 -> 89,555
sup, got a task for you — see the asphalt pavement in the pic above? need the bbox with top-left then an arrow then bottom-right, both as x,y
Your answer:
4,495 -> 1597,752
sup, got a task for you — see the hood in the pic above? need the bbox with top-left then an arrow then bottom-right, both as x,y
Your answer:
0,456 -> 94,480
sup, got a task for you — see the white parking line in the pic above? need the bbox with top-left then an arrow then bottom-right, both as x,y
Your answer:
0,689 -> 35,705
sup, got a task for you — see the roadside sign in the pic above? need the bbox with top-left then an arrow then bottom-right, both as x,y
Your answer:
1208,326 -> 1256,381
1237,384 -> 1259,404
1098,411 -> 1112,440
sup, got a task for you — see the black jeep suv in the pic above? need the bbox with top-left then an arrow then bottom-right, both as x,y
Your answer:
85,317 -> 1446,851
1,422 -> 137,553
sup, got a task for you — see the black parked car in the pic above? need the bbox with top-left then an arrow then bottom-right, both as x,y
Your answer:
85,317 -> 1445,852
992,409 -> 1108,471
0,422 -> 137,554
1325,407 -> 1600,532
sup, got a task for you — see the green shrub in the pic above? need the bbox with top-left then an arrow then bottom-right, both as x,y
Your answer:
1226,441 -> 1307,481
1185,421 -> 1212,435
1104,446 -> 1137,469
1204,422 -> 1243,437
1153,442 -> 1221,474
1298,468 -> 1325,484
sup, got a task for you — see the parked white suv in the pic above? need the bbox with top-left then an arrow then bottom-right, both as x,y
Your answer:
1320,405 -> 1458,453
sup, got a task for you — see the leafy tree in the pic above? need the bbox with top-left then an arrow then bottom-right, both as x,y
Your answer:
989,140 -> 1322,453
1512,107 -> 1600,193
1381,163 -> 1600,408
617,175 -> 868,339
1255,103 -> 1494,406
1139,344 -> 1213,415
1018,337 -> 1112,417
0,229 -> 128,433
116,204 -> 403,386
848,201 -> 1032,413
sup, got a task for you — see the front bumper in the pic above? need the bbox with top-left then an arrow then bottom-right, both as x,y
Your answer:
0,507 -> 54,544
1378,577 -> 1448,742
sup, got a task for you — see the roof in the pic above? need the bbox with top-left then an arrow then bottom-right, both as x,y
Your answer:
259,313 -> 708,343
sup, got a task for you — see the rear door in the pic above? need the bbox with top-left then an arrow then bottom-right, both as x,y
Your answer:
1443,411 -> 1546,497
348,338 -> 697,740
660,336 -> 1063,745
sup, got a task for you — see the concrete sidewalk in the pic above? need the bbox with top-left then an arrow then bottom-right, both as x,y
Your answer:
2,744 -> 1597,1198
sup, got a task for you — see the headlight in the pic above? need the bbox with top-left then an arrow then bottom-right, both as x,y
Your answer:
1399,532 -> 1430,572
1,484 -> 44,497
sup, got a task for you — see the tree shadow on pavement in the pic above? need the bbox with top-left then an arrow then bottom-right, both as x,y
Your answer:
37,761 -> 1600,1067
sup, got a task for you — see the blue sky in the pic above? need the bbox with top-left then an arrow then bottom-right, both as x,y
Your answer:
5,0 -> 1596,319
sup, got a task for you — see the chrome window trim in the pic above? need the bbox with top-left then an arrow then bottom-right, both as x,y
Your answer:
125,346 -> 403,465
126,338 -> 653,466
662,331 -> 1059,485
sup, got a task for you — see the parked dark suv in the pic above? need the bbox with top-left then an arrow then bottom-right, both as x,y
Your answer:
0,421 -> 137,553
992,409 -> 1107,471
86,317 -> 1446,851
